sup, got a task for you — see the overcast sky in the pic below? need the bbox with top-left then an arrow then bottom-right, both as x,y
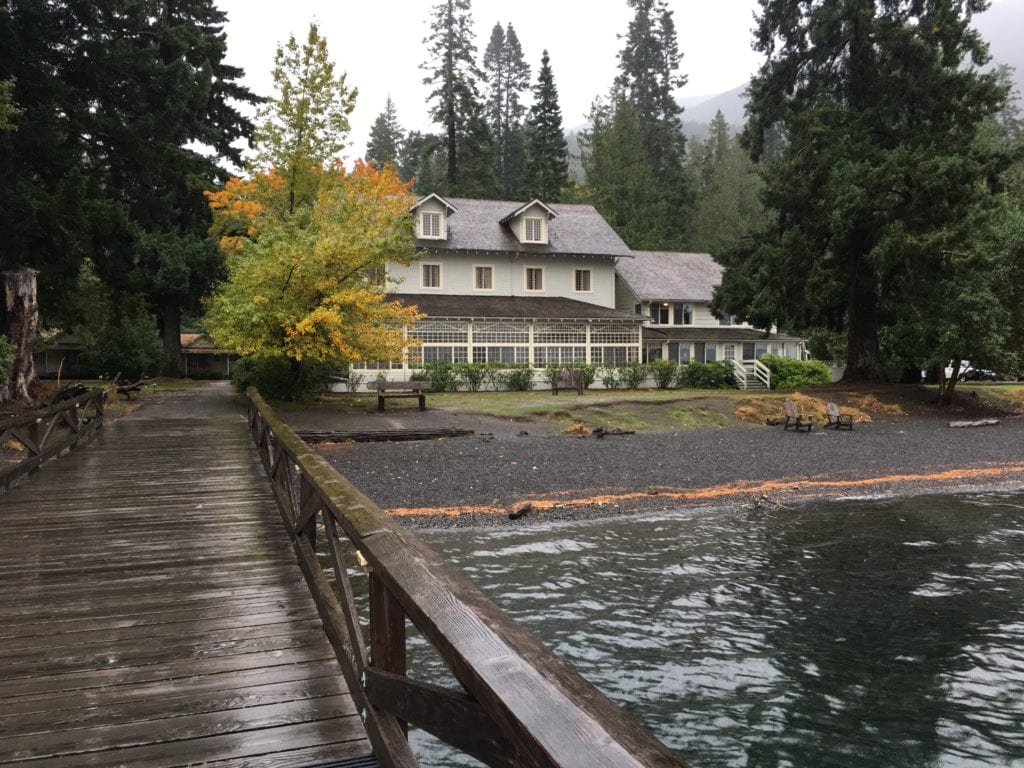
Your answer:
215,0 -> 765,160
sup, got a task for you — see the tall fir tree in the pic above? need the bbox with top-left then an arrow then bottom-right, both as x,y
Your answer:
583,0 -> 691,248
366,96 -> 404,168
580,97 -> 665,248
524,50 -> 568,201
687,111 -> 766,256
398,130 -> 447,193
483,22 -> 530,198
421,0 -> 488,192
714,0 -> 1009,381
1,0 -> 257,374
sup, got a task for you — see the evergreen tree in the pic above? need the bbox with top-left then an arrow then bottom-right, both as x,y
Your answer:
366,96 -> 404,168
398,130 -> 446,194
582,0 -> 691,248
483,22 -> 530,197
580,97 -> 664,248
524,50 -> 569,201
688,111 -> 766,256
421,0 -> 484,190
253,23 -> 357,213
0,78 -> 18,131
715,0 -> 1009,381
1,1 -> 257,374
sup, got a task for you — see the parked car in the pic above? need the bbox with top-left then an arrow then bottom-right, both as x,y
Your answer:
959,368 -> 1000,382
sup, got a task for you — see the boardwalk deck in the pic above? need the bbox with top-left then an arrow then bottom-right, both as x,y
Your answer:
0,383 -> 375,767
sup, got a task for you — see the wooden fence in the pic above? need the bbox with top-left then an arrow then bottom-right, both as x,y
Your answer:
0,388 -> 105,492
246,388 -> 688,768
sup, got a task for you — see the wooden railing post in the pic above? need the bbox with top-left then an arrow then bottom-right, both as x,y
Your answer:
244,388 -> 688,768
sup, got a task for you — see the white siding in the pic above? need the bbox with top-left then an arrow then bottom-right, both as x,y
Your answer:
388,253 -> 618,308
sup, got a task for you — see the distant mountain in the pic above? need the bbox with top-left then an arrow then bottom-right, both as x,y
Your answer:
682,84 -> 747,128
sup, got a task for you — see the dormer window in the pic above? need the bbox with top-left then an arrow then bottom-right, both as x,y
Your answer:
500,199 -> 557,245
412,193 -> 456,240
421,212 -> 441,238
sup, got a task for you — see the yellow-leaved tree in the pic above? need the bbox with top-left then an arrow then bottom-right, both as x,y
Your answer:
204,24 -> 421,398
205,162 -> 421,373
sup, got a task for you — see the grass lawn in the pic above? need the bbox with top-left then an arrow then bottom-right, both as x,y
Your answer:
302,388 -> 792,432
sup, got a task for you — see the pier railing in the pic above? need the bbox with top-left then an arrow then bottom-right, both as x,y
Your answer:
246,388 -> 688,768
0,388 -> 105,492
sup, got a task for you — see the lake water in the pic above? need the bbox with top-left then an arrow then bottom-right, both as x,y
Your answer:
407,491 -> 1024,767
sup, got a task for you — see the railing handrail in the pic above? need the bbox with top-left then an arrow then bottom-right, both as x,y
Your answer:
753,359 -> 771,389
0,388 -> 105,492
245,387 -> 688,768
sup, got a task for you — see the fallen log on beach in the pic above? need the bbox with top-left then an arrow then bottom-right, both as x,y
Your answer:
947,419 -> 999,428
296,427 -> 474,443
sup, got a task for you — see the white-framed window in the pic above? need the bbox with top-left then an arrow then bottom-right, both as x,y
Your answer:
474,265 -> 494,290
525,267 -> 544,291
421,212 -> 441,238
421,263 -> 441,288
574,269 -> 592,293
724,344 -> 736,361
673,303 -> 692,325
524,217 -> 543,242
719,313 -> 735,327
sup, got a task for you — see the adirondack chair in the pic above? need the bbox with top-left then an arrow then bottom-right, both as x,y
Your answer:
783,400 -> 813,431
824,402 -> 854,430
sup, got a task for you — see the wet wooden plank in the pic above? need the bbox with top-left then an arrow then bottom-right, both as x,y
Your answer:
0,389 -> 374,766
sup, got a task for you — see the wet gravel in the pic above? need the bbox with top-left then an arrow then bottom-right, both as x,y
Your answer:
318,416 -> 1024,528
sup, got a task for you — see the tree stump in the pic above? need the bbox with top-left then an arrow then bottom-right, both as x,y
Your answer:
1,269 -> 39,403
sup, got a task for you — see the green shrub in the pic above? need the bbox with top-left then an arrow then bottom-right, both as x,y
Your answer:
89,312 -> 162,381
677,361 -> 734,389
759,354 -> 831,389
620,362 -> 648,389
456,363 -> 488,391
0,334 -> 13,389
484,364 -> 509,390
649,359 -> 678,389
231,356 -> 331,400
505,365 -> 535,391
600,369 -> 621,389
413,361 -> 459,392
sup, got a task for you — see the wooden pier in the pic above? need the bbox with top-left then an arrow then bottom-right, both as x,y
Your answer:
0,385 -> 376,767
1,383 -> 688,768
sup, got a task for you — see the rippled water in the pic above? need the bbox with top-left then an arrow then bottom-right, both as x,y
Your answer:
406,492 -> 1024,767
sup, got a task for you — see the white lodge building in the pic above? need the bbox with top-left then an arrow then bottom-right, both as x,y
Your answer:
358,194 -> 644,372
614,250 -> 805,367
354,194 -> 804,386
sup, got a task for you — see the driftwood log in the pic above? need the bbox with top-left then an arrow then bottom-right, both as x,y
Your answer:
295,427 -> 473,443
948,419 -> 999,428
0,269 -> 39,403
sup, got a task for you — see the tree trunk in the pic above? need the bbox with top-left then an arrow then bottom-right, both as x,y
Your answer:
939,359 -> 961,405
0,269 -> 39,403
841,262 -> 883,381
162,299 -> 182,377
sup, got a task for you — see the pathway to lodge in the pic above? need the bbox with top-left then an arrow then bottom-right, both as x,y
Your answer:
0,383 -> 375,767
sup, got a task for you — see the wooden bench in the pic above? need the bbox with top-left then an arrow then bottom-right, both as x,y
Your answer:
550,367 -> 584,395
366,380 -> 431,413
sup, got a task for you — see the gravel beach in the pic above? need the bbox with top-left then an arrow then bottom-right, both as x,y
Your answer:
307,404 -> 1024,528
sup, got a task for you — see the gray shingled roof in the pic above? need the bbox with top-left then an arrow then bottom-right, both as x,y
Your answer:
615,250 -> 723,302
644,327 -> 803,342
414,197 -> 633,259
390,294 -> 639,320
